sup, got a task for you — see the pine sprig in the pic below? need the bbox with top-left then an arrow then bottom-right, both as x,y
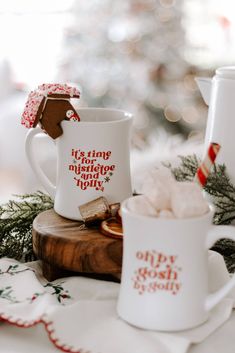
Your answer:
170,154 -> 199,182
205,164 -> 235,225
170,155 -> 235,272
0,191 -> 53,262
170,155 -> 235,225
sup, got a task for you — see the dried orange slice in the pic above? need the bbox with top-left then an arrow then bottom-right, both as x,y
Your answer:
100,218 -> 123,239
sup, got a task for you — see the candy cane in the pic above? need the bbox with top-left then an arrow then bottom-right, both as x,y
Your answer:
194,142 -> 221,187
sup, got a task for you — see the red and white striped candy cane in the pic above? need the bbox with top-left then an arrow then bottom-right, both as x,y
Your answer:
194,142 -> 221,187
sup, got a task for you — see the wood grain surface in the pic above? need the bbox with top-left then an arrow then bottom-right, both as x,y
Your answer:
33,209 -> 123,281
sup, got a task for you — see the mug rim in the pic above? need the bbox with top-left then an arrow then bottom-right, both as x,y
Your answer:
62,107 -> 133,125
121,195 -> 214,223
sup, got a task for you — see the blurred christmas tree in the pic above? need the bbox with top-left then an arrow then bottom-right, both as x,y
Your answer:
58,0 -> 209,147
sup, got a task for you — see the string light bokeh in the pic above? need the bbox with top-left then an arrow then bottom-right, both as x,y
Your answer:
57,0 -> 233,144
0,0 -> 234,154
0,0 -> 235,199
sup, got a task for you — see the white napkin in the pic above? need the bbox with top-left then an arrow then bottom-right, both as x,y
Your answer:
0,251 -> 234,353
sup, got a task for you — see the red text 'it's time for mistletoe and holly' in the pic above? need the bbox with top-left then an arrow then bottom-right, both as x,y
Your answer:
68,149 -> 116,191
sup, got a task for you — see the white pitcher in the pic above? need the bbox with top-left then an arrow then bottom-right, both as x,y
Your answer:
196,66 -> 235,184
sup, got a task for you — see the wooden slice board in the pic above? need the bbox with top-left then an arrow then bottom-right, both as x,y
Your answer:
32,209 -> 123,281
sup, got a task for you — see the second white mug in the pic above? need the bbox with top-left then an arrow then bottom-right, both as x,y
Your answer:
117,196 -> 235,331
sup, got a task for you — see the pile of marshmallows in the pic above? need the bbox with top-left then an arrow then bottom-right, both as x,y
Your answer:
128,168 -> 209,218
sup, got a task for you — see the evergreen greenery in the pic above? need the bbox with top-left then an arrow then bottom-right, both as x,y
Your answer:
169,155 -> 235,272
0,191 -> 53,262
170,155 -> 235,225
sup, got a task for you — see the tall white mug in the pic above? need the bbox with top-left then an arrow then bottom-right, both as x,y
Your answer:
25,108 -> 133,220
117,196 -> 235,331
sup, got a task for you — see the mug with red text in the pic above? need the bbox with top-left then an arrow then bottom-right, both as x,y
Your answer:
25,108 -> 133,220
117,195 -> 235,331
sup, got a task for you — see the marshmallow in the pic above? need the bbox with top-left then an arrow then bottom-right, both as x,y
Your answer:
170,182 -> 209,218
142,168 -> 176,210
127,195 -> 158,217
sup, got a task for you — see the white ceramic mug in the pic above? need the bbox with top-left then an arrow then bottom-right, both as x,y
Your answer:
117,195 -> 235,331
25,108 -> 133,220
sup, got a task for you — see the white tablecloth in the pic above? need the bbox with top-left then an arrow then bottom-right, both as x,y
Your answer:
0,252 -> 234,353
0,312 -> 234,353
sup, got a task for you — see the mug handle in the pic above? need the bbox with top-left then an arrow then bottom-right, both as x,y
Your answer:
205,225 -> 235,311
25,128 -> 56,199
